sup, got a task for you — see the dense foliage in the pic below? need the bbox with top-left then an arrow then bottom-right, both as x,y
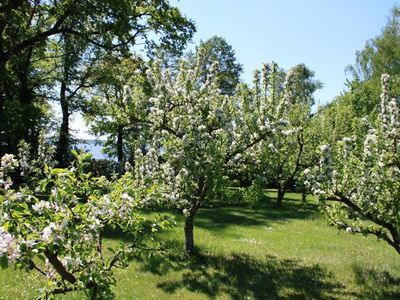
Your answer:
128,58 -> 272,252
0,143 -> 172,298
306,74 -> 400,254
0,0 -> 195,162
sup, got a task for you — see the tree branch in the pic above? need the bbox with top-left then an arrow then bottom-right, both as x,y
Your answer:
326,193 -> 400,254
285,130 -> 304,187
226,130 -> 269,163
44,249 -> 76,284
28,259 -> 46,276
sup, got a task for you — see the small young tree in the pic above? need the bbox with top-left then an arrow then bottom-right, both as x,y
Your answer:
306,74 -> 400,254
0,142 -> 172,298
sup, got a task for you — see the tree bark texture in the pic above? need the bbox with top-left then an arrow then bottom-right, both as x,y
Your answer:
276,186 -> 285,207
184,215 -> 194,254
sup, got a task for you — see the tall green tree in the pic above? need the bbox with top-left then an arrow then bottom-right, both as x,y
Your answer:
0,1 -> 51,154
85,56 -> 151,163
190,36 -> 243,95
54,32 -> 93,166
345,5 -> 400,119
0,0 -> 195,157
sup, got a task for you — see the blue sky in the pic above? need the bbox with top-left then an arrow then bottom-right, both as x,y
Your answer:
73,0 -> 398,139
171,0 -> 398,105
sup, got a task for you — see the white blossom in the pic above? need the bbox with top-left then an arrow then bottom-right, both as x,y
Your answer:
42,222 -> 57,243
32,201 -> 51,214
1,154 -> 18,170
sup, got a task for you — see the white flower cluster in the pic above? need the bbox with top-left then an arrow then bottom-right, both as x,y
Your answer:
308,73 -> 400,246
41,222 -> 59,243
284,69 -> 296,104
363,129 -> 378,159
1,154 -> 18,170
32,200 -> 52,214
305,144 -> 334,196
61,256 -> 82,270
134,147 -> 159,186
0,226 -> 19,261
380,74 -> 400,139
1,154 -> 18,172
0,154 -> 18,190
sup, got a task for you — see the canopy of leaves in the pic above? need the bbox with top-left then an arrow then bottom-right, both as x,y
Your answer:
0,0 -> 195,156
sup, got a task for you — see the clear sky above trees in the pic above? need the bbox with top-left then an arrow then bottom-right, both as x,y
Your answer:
72,0 -> 398,139
171,0 -> 397,105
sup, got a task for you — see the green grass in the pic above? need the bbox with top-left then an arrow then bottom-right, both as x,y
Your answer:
1,191 -> 400,299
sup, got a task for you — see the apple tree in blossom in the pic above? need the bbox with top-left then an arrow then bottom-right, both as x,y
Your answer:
131,55 -> 279,253
0,142 -> 172,299
306,74 -> 400,254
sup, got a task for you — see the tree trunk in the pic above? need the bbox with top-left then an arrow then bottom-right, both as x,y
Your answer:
17,47 -> 36,145
117,125 -> 124,162
184,178 -> 205,254
276,186 -> 285,207
184,214 -> 194,254
90,285 -> 98,300
302,189 -> 307,203
56,34 -> 73,167
0,56 -> 6,115
56,78 -> 69,167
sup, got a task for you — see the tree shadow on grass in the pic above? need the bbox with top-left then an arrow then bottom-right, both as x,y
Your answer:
352,263 -> 400,299
135,191 -> 320,234
136,245 -> 351,299
194,197 -> 319,233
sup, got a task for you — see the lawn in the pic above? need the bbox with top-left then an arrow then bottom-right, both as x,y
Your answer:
1,191 -> 399,299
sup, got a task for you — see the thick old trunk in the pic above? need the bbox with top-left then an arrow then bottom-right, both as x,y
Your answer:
184,214 -> 195,254
17,47 -> 36,145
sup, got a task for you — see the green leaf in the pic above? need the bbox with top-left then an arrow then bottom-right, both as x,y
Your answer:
0,255 -> 8,269
2,221 -> 11,231
50,168 -> 68,175
37,254 -> 46,263
44,163 -> 49,174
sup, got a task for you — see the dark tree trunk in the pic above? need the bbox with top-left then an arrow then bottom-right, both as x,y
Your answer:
0,59 -> 6,114
16,47 -> 36,145
184,214 -> 194,254
184,178 -> 205,254
0,18 -> 5,114
56,34 -> 73,167
302,189 -> 307,203
17,60 -> 33,105
117,125 -> 124,162
276,186 -> 285,207
90,285 -> 98,300
56,79 -> 69,167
